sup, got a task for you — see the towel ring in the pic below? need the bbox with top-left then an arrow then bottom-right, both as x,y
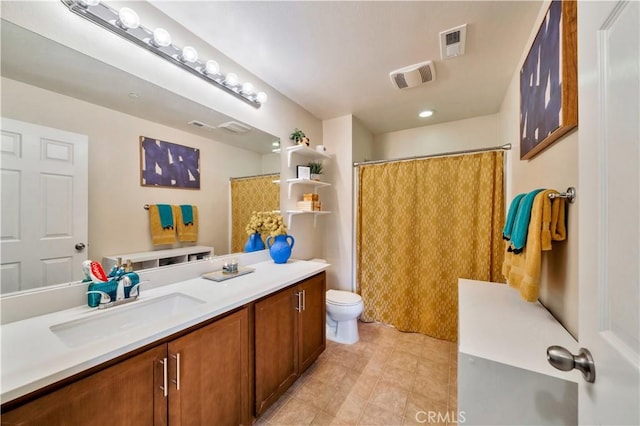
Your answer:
548,187 -> 576,204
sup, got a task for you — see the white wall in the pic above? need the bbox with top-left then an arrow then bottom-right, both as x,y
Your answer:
373,114 -> 500,160
2,77 -> 267,262
498,0 -> 579,337
322,115 -> 354,291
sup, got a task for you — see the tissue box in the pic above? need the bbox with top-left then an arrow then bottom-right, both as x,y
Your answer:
303,193 -> 319,202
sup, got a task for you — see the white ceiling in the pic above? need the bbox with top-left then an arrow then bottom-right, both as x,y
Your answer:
150,1 -> 543,135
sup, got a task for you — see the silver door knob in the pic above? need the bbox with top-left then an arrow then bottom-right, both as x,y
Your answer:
547,346 -> 596,383
75,243 -> 86,251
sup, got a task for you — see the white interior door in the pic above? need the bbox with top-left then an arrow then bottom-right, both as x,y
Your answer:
1,118 -> 88,293
578,1 -> 639,424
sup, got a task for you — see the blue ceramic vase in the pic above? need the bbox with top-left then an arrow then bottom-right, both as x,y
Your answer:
266,234 -> 295,264
244,232 -> 265,252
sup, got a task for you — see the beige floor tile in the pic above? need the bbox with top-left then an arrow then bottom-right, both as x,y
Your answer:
380,364 -> 416,391
295,376 -> 339,411
332,394 -> 366,425
386,349 -> 420,373
368,378 -> 410,418
358,402 -> 403,426
270,397 -> 320,426
403,391 -> 448,425
267,323 -> 453,426
312,411 -> 336,425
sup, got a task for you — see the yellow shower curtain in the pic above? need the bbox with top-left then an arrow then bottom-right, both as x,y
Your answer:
230,174 -> 280,253
356,151 -> 505,342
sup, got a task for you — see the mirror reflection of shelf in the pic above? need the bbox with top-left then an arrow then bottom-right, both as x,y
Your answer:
102,246 -> 213,272
284,210 -> 331,228
273,177 -> 331,199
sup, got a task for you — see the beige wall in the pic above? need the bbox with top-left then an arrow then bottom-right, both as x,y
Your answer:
2,78 -> 271,262
373,114 -> 500,160
322,115 -> 354,291
498,1 -> 579,337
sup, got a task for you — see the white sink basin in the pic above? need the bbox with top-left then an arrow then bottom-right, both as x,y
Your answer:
50,293 -> 206,347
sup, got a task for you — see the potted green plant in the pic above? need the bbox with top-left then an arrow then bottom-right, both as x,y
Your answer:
307,161 -> 323,181
289,128 -> 310,146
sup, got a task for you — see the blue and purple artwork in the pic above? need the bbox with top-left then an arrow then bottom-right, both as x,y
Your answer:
140,137 -> 200,189
520,0 -> 563,159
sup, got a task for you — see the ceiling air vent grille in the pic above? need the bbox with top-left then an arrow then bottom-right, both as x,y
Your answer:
217,121 -> 252,134
389,60 -> 436,90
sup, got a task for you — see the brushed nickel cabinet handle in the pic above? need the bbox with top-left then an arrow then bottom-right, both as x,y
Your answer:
159,357 -> 168,397
172,353 -> 181,390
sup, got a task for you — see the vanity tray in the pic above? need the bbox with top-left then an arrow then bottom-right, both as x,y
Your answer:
201,266 -> 255,282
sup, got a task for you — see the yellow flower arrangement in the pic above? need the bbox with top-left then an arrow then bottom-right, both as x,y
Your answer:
246,211 -> 288,237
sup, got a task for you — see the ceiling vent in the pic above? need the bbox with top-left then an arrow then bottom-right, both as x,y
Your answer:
440,24 -> 467,59
389,60 -> 436,90
217,121 -> 252,134
188,120 -> 216,131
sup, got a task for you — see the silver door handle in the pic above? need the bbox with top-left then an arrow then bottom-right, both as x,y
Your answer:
547,346 -> 596,383
172,353 -> 181,390
159,357 -> 168,397
295,292 -> 302,311
75,242 -> 86,251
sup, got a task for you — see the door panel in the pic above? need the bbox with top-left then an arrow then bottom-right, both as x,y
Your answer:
254,286 -> 298,416
0,118 -> 88,293
168,308 -> 250,426
298,273 -> 326,373
578,1 -> 640,423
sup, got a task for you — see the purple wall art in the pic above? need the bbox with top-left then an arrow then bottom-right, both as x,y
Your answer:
140,136 -> 200,189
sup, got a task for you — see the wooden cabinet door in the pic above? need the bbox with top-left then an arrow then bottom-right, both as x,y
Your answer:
254,286 -> 298,416
1,345 -> 167,426
298,272 -> 326,373
167,307 -> 250,426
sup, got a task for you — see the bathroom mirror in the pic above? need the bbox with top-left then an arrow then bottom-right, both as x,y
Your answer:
0,20 -> 281,295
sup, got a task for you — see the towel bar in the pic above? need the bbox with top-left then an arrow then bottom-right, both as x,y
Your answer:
548,187 -> 576,203
144,204 -> 150,210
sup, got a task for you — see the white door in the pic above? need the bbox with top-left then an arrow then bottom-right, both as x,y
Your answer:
578,1 -> 639,424
1,118 -> 88,293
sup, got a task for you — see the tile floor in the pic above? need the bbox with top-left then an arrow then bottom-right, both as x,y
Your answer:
256,321 -> 458,426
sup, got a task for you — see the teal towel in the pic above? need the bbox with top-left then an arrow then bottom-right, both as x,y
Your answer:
503,193 -> 526,241
157,204 -> 174,229
180,205 -> 194,225
510,189 -> 545,253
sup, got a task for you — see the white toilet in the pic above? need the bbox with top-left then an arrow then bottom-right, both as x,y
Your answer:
325,289 -> 364,344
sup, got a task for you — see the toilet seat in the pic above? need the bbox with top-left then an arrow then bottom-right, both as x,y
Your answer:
326,289 -> 362,306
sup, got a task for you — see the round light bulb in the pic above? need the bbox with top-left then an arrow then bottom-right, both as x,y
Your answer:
77,0 -> 100,7
204,60 -> 220,75
180,46 -> 198,63
117,7 -> 140,30
152,28 -> 171,47
418,109 -> 434,118
224,73 -> 238,87
256,91 -> 268,104
241,82 -> 254,95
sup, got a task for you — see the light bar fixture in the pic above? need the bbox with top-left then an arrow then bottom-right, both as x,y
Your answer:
60,0 -> 267,108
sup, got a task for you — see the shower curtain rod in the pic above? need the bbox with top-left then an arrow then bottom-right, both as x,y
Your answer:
352,143 -> 511,167
229,172 -> 280,181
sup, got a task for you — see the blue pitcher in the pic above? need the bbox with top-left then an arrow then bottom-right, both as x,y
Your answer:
245,232 -> 265,252
266,234 -> 295,264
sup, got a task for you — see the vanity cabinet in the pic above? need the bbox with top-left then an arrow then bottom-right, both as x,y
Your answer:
1,307 -> 250,426
0,345 -> 167,425
254,272 -> 326,416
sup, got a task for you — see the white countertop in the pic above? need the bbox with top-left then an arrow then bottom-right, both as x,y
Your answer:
458,279 -> 581,383
1,259 -> 329,404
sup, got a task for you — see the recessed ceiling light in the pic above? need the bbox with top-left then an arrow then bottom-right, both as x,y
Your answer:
419,110 -> 434,118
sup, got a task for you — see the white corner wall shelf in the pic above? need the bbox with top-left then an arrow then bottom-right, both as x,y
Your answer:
284,210 -> 331,228
274,178 -> 331,199
284,145 -> 331,168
